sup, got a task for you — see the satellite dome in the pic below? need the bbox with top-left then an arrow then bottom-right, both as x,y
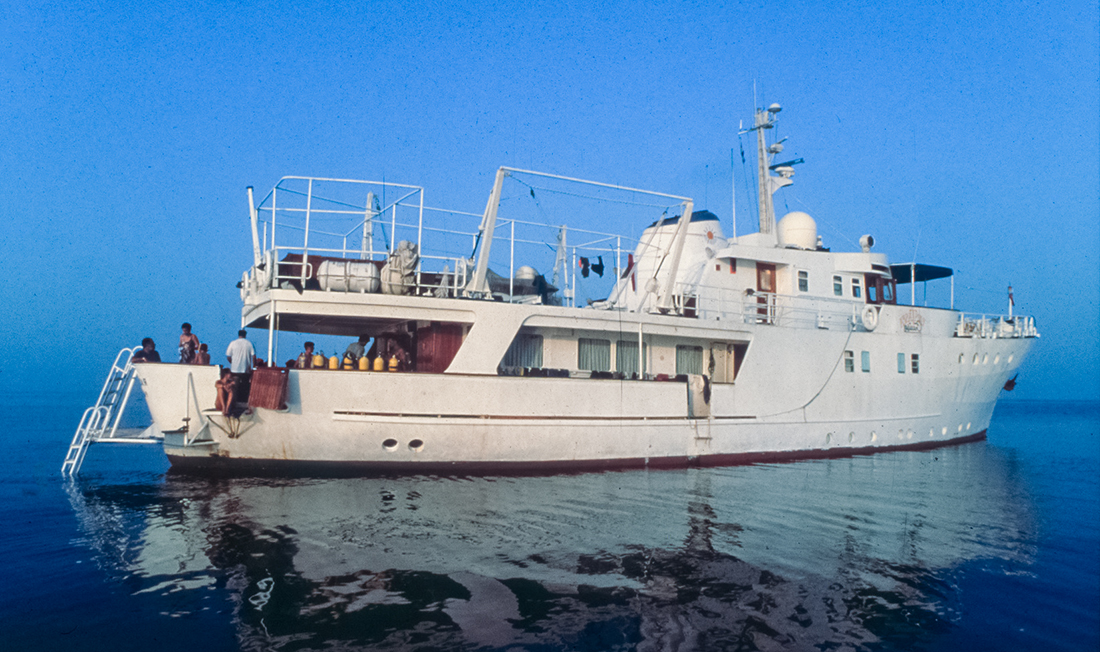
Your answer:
777,211 -> 818,250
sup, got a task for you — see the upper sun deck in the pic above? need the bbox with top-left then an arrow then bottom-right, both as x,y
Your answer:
238,172 -> 1036,342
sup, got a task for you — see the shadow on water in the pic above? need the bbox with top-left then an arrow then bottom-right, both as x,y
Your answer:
61,437 -> 1045,652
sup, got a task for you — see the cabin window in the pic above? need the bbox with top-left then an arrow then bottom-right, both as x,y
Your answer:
616,340 -> 647,377
844,350 -> 854,373
897,353 -> 906,373
883,280 -> 895,303
578,338 -> 611,372
861,351 -> 871,373
502,334 -> 543,368
729,259 -> 737,274
852,278 -> 862,298
676,345 -> 704,376
833,276 -> 843,296
798,270 -> 809,292
911,354 -> 920,374
867,279 -> 879,303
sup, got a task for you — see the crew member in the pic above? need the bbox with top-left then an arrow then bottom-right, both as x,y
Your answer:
225,330 -> 255,403
132,338 -> 161,363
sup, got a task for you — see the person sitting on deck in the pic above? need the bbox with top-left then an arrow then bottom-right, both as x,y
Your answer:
192,343 -> 210,365
296,342 -> 315,369
132,338 -> 161,363
214,369 -> 237,416
179,323 -> 200,364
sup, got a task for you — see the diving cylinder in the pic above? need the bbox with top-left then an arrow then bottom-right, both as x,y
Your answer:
358,356 -> 369,371
328,355 -> 339,370
312,353 -> 325,368
373,356 -> 385,372
388,354 -> 399,372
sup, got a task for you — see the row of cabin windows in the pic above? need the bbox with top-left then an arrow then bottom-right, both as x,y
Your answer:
843,351 -> 920,374
504,335 -> 704,376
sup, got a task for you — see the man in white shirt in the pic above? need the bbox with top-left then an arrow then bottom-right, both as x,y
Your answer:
225,330 -> 256,403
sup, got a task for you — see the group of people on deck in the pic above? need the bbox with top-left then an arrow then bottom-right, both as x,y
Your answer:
131,323 -> 210,365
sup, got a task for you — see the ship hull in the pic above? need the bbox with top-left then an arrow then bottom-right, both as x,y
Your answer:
137,321 -> 1032,475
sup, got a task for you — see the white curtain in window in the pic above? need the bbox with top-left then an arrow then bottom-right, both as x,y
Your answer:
578,338 -> 611,371
676,345 -> 703,376
502,334 -> 543,368
616,340 -> 647,376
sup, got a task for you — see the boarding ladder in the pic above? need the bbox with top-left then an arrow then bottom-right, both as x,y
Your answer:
61,347 -> 146,476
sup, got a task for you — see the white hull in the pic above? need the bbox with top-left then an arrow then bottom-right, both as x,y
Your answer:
135,302 -> 1032,473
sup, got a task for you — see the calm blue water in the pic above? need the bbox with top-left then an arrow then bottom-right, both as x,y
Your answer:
1,394 -> 1096,651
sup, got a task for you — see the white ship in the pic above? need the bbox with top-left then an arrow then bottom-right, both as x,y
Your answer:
63,104 -> 1038,476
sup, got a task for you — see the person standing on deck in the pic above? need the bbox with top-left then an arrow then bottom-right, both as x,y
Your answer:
225,330 -> 255,403
179,323 -> 200,364
296,342 -> 315,369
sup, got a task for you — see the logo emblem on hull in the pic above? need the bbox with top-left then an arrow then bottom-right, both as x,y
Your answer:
900,309 -> 924,333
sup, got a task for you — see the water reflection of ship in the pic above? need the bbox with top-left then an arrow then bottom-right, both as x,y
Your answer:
67,442 -> 1035,650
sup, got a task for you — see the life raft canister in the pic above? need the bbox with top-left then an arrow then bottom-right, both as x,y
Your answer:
358,356 -> 369,371
373,356 -> 385,372
328,355 -> 340,370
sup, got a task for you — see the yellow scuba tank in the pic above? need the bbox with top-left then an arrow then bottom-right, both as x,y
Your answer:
342,354 -> 355,370
373,356 -> 384,372
328,355 -> 339,370
312,353 -> 325,368
388,354 -> 399,372
358,356 -> 369,371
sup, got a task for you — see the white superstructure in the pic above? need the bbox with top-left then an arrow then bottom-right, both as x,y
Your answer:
64,104 -> 1037,475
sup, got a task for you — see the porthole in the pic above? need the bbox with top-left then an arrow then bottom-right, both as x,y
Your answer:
994,354 -> 1001,365
973,354 -> 979,364
826,433 -> 832,445
382,438 -> 398,451
966,422 -> 972,430
871,431 -> 877,442
958,353 -> 964,364
942,427 -> 948,436
907,430 -> 914,440
1008,354 -> 1014,363
929,428 -> 935,438
982,354 -> 989,365
408,439 -> 425,452
898,429 -> 905,441
848,432 -> 855,443
957,424 -> 964,432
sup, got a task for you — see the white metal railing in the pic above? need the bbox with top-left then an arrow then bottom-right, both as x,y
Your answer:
246,175 -> 659,306
955,313 -> 1038,339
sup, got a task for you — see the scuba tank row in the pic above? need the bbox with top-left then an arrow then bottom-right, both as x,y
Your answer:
308,352 -> 400,372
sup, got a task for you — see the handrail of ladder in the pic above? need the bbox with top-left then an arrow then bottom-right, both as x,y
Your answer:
62,346 -> 140,477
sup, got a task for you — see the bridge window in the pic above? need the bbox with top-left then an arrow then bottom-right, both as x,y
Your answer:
578,338 -> 611,372
844,350 -> 854,372
861,351 -> 871,373
833,276 -> 843,296
798,270 -> 809,292
911,354 -> 920,374
852,278 -> 862,299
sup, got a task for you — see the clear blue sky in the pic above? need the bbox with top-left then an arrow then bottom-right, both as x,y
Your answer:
2,0 -> 1097,401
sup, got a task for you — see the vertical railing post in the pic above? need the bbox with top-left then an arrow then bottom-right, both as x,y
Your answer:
300,179 -> 313,286
509,219 -> 515,301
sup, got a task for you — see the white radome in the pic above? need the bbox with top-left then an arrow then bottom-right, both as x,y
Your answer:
777,211 -> 818,250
